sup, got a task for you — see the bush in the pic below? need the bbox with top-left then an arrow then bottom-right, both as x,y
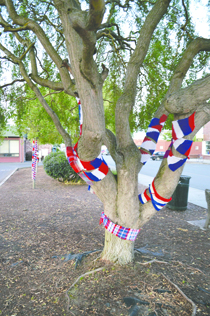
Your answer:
43,151 -> 63,167
43,151 -> 82,183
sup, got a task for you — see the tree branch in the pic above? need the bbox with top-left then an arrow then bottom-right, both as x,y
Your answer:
168,37 -> 210,94
30,74 -> 65,91
100,63 -> 109,83
164,75 -> 210,114
0,78 -> 25,89
87,0 -> 105,31
0,41 -> 72,146
154,37 -> 210,118
4,0 -> 74,95
115,0 -> 171,149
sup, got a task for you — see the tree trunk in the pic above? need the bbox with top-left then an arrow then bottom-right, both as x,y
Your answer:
204,189 -> 210,229
101,230 -> 135,264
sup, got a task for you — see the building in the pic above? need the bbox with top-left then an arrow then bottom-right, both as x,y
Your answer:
0,127 -> 25,163
203,121 -> 210,157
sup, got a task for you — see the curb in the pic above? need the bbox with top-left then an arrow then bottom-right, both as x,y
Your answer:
0,168 -> 18,187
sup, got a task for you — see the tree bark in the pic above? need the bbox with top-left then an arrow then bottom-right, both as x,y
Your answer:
101,230 -> 135,264
204,189 -> 210,229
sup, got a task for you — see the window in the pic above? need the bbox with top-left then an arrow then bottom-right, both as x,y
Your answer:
206,141 -> 210,155
0,139 -> 19,157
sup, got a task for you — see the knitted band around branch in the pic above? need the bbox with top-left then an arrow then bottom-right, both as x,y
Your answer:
139,180 -> 172,211
166,112 -> 195,171
66,97 -> 109,184
99,212 -> 140,241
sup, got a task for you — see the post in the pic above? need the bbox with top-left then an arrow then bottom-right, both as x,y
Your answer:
32,140 -> 38,189
204,189 -> 210,229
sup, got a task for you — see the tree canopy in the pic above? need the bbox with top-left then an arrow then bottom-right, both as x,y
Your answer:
1,0 -> 210,264
1,0 -> 209,139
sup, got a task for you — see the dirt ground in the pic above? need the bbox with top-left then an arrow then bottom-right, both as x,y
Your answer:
0,166 -> 210,316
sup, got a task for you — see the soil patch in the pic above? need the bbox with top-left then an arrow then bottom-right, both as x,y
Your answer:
0,167 -> 210,315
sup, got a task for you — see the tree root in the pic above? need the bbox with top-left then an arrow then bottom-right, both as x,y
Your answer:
161,273 -> 197,316
137,259 -> 169,265
171,260 -> 205,274
65,266 -> 105,313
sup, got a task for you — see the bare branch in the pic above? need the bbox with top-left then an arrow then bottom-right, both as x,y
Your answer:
87,0 -> 105,31
104,129 -> 118,162
20,42 -> 35,60
180,0 -> 189,31
100,63 -> 109,83
30,74 -> 65,91
154,37 -> 210,118
169,37 -> 210,93
4,0 -> 74,95
115,0 -> 171,148
61,58 -> 73,76
0,41 -> 72,146
3,24 -> 30,32
0,78 -> 25,89
164,75 -> 210,114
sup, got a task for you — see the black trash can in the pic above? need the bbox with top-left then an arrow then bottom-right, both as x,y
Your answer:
167,175 -> 191,211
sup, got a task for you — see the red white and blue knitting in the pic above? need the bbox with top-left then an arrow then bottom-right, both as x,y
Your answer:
164,141 -> 188,171
166,112 -> 195,172
139,180 -> 172,211
140,114 -> 167,165
147,115 -> 168,142
99,212 -> 140,241
172,112 -> 195,140
32,140 -> 38,180
66,98 -> 109,184
167,150 -> 187,171
173,138 -> 193,157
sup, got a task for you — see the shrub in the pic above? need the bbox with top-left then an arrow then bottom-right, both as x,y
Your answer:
43,151 -> 63,167
43,151 -> 82,183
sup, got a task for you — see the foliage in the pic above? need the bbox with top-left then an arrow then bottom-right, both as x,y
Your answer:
1,0 -> 209,139
5,84 -> 79,144
162,130 -> 173,141
43,151 -> 82,183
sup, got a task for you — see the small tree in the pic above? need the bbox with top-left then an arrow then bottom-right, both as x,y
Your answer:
0,0 -> 210,264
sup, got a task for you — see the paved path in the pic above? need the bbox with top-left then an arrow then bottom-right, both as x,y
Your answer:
0,161 -> 42,186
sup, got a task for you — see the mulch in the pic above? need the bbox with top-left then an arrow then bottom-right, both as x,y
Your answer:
0,166 -> 210,316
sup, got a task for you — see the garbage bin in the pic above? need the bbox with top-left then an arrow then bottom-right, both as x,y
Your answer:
167,175 -> 191,211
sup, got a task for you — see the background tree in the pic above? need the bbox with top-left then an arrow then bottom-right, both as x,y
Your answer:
0,0 -> 210,264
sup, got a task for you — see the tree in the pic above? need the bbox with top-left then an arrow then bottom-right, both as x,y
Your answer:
0,0 -> 210,264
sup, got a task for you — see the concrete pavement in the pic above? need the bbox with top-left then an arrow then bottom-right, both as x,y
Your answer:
0,161 -> 42,186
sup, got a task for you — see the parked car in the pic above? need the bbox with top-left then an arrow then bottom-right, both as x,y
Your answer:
151,151 -> 165,160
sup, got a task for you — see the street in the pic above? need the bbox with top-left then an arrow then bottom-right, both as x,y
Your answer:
103,155 -> 210,191
0,161 -> 42,184
1,158 -> 210,191
140,160 -> 210,191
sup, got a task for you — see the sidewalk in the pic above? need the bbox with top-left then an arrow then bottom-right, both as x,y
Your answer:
187,158 -> 210,164
0,161 -> 42,186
